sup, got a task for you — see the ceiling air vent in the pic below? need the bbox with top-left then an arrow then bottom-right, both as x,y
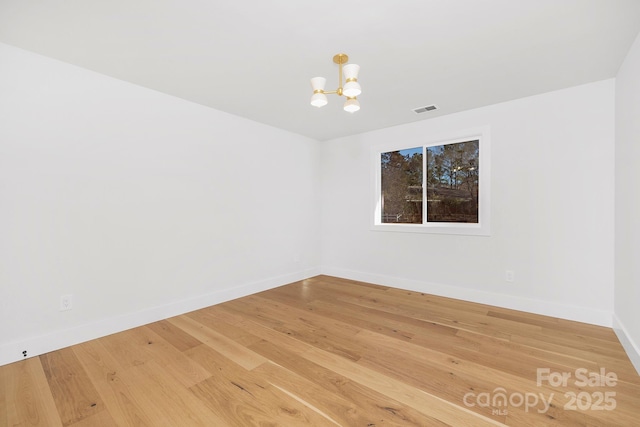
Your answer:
413,105 -> 438,114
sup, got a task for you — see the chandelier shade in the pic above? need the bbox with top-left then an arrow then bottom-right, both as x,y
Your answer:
310,92 -> 328,107
309,53 -> 361,113
342,81 -> 361,97
310,77 -> 326,91
343,97 -> 360,113
310,77 -> 328,107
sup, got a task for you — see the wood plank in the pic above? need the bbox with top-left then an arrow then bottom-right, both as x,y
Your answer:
304,297 -> 471,350
487,310 -> 619,343
167,315 -> 268,370
353,329 -> 594,426
303,347 -> 505,427
0,362 -> 6,427
336,289 -> 541,340
146,319 -> 203,352
120,359 -> 225,426
509,333 -> 639,378
249,338 -> 452,426
185,308 -> 264,347
0,357 -> 63,427
261,277 -> 381,305
72,339 -> 155,427
68,409 -> 118,427
226,294 -> 364,361
40,348 -> 103,426
185,344 -> 336,426
97,325 -> 211,388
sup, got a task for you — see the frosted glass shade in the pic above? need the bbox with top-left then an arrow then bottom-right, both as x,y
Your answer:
343,97 -> 360,113
343,81 -> 361,97
311,92 -> 328,107
310,77 -> 326,91
343,64 -> 360,80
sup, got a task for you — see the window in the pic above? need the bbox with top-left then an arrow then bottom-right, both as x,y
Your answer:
373,127 -> 490,235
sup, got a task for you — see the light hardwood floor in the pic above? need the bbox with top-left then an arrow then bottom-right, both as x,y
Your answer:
1,275 -> 639,426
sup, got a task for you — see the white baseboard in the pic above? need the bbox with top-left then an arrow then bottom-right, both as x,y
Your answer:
0,268 -> 320,367
320,267 -> 613,327
612,315 -> 640,375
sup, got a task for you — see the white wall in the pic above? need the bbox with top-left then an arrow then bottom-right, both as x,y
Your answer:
320,80 -> 615,326
614,33 -> 640,372
0,43 -> 321,366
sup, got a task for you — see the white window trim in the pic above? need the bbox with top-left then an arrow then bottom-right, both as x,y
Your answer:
371,126 -> 491,236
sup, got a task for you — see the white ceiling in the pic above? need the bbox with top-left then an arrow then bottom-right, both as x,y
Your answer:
1,1 -> 640,141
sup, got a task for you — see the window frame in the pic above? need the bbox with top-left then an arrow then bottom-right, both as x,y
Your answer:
371,126 -> 491,236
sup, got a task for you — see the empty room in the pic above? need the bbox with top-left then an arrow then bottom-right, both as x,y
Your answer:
1,1 -> 640,426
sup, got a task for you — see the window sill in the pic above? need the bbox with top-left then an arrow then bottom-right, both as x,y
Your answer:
371,222 -> 490,236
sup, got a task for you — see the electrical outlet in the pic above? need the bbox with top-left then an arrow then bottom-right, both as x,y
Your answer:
505,270 -> 515,283
60,294 -> 73,311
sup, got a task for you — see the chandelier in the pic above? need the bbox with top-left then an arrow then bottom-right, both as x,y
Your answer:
310,53 -> 361,113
